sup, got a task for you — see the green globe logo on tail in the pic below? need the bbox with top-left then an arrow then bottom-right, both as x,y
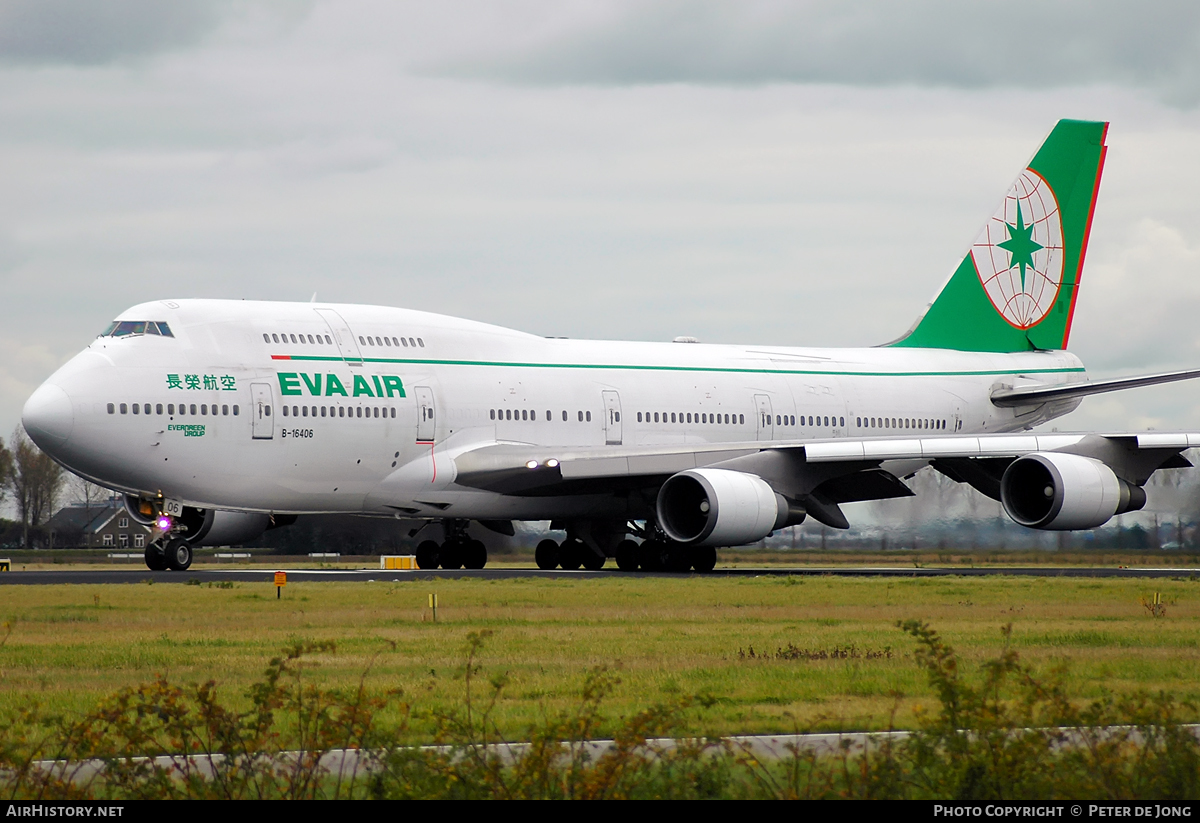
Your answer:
893,120 -> 1107,352
978,170 -> 1063,329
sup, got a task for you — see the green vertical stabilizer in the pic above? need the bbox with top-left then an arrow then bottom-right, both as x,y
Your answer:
891,120 -> 1107,352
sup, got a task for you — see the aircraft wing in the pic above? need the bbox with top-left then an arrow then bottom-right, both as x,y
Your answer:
990,368 -> 1200,407
451,431 -> 1198,529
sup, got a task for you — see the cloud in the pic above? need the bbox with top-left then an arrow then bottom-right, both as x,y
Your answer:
435,0 -> 1200,104
0,0 -> 304,66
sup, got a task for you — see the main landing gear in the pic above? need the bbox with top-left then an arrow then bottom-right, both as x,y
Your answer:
144,537 -> 194,571
612,538 -> 716,573
415,519 -> 488,570
534,537 -> 607,571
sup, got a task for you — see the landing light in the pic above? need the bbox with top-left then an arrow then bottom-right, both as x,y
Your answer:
155,516 -> 173,531
546,458 -> 560,468
526,460 -> 539,469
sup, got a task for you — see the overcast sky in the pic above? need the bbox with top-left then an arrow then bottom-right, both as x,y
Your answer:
5,0 -> 1200,453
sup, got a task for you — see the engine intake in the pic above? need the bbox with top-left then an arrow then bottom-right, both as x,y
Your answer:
657,468 -> 787,547
1000,452 -> 1146,531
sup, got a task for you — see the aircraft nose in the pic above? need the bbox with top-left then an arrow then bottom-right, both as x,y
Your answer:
22,382 -> 74,451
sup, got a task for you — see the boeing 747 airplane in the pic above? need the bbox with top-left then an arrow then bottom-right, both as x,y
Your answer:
21,120 -> 1200,572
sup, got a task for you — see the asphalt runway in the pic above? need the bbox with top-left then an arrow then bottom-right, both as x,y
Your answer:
0,566 -> 1197,585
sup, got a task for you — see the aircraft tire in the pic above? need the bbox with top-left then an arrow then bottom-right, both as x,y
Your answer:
558,538 -> 584,571
439,541 -> 464,570
636,540 -> 665,572
535,539 -> 559,570
692,546 -> 717,573
664,544 -> 692,573
144,543 -> 168,571
416,540 -> 440,570
581,548 -> 606,571
614,539 -> 639,572
164,538 -> 193,572
464,539 -> 487,569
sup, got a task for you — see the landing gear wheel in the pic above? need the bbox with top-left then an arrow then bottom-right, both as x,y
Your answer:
636,539 -> 665,572
665,544 -> 692,573
692,546 -> 717,573
439,541 -> 464,570
144,543 -> 167,571
615,539 -> 639,572
464,539 -> 488,570
535,539 -> 559,571
581,548 -> 606,571
558,538 -> 584,571
416,540 -> 440,570
164,538 -> 193,571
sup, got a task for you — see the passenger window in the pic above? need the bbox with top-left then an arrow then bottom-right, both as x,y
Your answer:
562,410 -> 567,421
545,410 -> 551,421
132,404 -> 139,415
401,338 -> 408,347
358,336 -> 365,345
578,411 -> 583,421
418,338 -> 424,347
338,407 -> 344,417
302,406 -> 308,417
263,334 -> 270,343
325,335 -> 332,344
384,337 -> 391,346
263,406 -> 270,417
168,404 -> 174,415
638,412 -> 642,422
283,406 -> 289,417
190,404 -> 197,415
234,405 -> 239,415
222,405 -> 228,415
107,403 -> 115,414
586,411 -> 591,422
490,409 -> 496,420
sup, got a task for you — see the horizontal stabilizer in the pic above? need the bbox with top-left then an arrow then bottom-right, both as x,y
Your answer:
990,368 -> 1200,407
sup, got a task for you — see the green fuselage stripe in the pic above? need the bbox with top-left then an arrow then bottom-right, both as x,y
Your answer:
276,354 -> 1084,379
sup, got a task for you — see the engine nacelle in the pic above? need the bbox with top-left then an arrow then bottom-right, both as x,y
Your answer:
1000,452 -> 1146,531
657,468 -> 786,547
187,509 -> 274,547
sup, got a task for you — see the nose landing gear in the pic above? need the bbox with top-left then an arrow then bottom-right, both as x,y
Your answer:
144,537 -> 194,571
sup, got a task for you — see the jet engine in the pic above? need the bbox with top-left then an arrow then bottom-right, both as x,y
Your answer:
1000,452 -> 1146,531
657,468 -> 787,547
123,495 -> 274,546
187,509 -> 274,547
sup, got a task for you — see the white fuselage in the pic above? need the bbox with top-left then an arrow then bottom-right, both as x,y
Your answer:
30,299 -> 1085,521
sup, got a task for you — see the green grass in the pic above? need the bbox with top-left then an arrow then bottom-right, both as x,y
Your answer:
2,574 -> 1200,741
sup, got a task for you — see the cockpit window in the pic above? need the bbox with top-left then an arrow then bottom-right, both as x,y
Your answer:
101,321 -> 174,338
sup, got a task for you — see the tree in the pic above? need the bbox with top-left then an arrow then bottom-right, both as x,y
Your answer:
0,435 -> 12,512
9,427 -> 65,549
66,473 -> 113,549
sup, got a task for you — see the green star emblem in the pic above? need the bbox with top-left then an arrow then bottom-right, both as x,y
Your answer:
997,202 -> 1043,291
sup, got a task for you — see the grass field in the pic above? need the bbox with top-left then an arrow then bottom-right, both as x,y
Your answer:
3,570 -> 1200,743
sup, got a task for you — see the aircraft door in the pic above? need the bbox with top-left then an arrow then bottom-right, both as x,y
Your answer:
314,308 -> 363,367
251,383 -> 274,440
755,394 -> 774,442
415,386 -> 436,443
602,390 -> 622,445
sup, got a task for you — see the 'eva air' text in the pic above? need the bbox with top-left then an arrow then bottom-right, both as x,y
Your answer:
277,372 -> 406,398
